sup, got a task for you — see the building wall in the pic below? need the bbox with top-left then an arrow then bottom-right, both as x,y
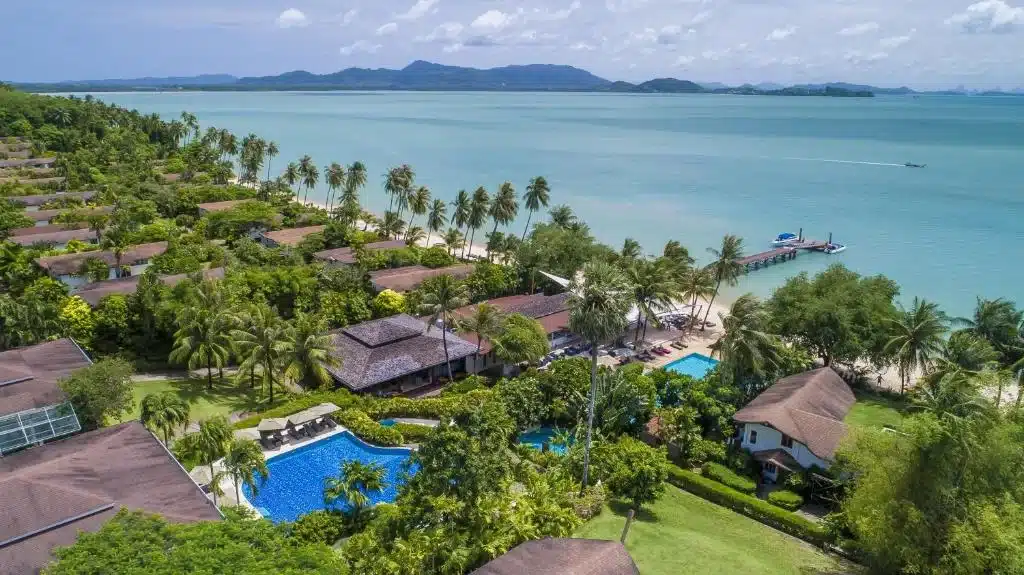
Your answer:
739,422 -> 832,471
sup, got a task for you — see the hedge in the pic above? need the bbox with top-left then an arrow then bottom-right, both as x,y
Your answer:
391,422 -> 435,444
666,466 -> 828,546
336,409 -> 405,447
702,462 -> 757,494
233,390 -> 363,430
362,389 -> 493,421
767,489 -> 804,511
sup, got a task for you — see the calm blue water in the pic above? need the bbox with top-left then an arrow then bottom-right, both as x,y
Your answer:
243,431 -> 414,523
379,419 -> 397,427
76,91 -> 1024,316
665,353 -> 720,379
518,426 -> 568,455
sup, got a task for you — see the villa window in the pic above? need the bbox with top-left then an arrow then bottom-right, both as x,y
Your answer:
748,429 -> 758,444
781,434 -> 793,449
765,463 -> 777,473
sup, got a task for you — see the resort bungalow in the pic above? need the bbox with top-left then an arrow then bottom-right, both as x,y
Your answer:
454,292 -> 575,373
313,240 -> 407,266
733,367 -> 855,482
325,314 -> 477,394
6,191 -> 96,212
368,264 -> 474,293
8,227 -> 98,249
71,267 -> 227,307
35,241 -> 168,288
259,225 -> 325,248
0,422 -> 222,575
0,157 -> 57,169
25,205 -> 112,227
196,199 -> 246,214
472,539 -> 640,575
0,338 -> 92,456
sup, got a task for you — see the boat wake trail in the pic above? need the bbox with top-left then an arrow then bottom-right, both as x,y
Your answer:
783,157 -> 905,167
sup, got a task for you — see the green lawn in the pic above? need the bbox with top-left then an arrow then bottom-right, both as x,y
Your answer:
575,485 -> 848,575
845,391 -> 908,430
123,377 -> 287,424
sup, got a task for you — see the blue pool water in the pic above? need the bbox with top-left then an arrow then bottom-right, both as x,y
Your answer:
665,353 -> 720,379
518,427 -> 568,455
243,431 -> 414,523
379,419 -> 397,427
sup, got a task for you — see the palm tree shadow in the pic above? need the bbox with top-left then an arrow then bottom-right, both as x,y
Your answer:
166,378 -> 283,415
608,500 -> 660,523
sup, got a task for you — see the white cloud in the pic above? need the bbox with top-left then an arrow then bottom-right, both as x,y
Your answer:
657,25 -> 695,44
690,10 -> 712,25
570,41 -> 596,51
845,50 -> 889,63
443,43 -> 463,53
376,22 -> 398,36
880,31 -> 914,48
946,0 -> 1024,33
530,1 -> 581,22
839,22 -> 879,36
339,40 -> 382,55
766,26 -> 797,40
396,0 -> 439,21
605,0 -> 650,13
417,21 -> 463,42
471,10 -> 516,30
675,55 -> 695,66
341,9 -> 358,25
702,49 -> 721,60
276,8 -> 308,28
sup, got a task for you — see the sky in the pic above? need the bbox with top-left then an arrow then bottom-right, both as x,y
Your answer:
4,0 -> 1023,89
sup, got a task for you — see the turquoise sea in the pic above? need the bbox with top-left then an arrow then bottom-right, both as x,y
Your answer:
79,91 -> 1023,316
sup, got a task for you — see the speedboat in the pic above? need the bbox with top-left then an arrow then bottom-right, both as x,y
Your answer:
904,162 -> 926,168
824,243 -> 847,254
771,232 -> 800,246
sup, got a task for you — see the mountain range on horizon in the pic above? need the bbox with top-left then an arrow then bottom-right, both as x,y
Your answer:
9,60 -> 1021,97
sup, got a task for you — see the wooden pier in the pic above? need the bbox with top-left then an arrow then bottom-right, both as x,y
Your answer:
735,240 -> 829,272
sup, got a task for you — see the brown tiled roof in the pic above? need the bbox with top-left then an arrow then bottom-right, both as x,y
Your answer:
0,339 -> 92,418
7,223 -> 87,237
26,205 -> 112,223
313,240 -> 408,265
6,191 -> 96,208
71,267 -> 226,307
260,225 -> 325,247
369,264 -> 474,293
9,228 -> 97,247
196,200 -> 246,212
35,241 -> 168,277
0,157 -> 57,168
454,293 -> 571,353
325,314 -> 477,391
472,539 -> 640,575
733,367 -> 854,460
752,448 -> 802,473
0,422 -> 222,575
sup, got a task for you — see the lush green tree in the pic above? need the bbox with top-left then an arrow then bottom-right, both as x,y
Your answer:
884,297 -> 948,394
323,460 -> 386,525
405,186 -> 430,238
458,302 -> 505,354
371,289 -> 407,317
0,200 -> 34,239
232,303 -> 289,404
571,366 -> 656,439
465,261 -> 514,301
568,260 -> 632,491
955,297 -> 1023,364
418,274 -> 470,381
548,204 -> 577,228
320,290 -> 372,328
493,313 -> 551,365
91,294 -> 130,353
58,358 -> 135,429
450,189 -> 472,257
139,391 -> 191,445
175,416 -> 233,505
680,266 -> 716,333
169,280 -> 234,388
59,295 -> 95,349
442,227 -> 464,257
494,375 -> 547,431
710,294 -> 778,396
223,437 -> 269,504
603,436 -> 668,512
378,210 -> 404,240
282,313 -> 340,389
927,331 -> 1001,387
521,176 -> 551,241
625,258 -> 680,345
702,234 -> 744,330
487,182 -> 518,258
425,198 -> 447,247
466,186 -> 490,257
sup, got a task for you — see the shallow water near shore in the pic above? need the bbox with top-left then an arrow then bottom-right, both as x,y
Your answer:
79,91 -> 1024,316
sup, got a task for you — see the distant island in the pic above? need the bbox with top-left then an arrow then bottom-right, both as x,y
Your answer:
9,60 -> 1021,97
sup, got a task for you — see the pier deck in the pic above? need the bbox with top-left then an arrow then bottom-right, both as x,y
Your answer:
735,240 -> 829,272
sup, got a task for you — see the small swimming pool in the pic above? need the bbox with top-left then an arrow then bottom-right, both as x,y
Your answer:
243,431 -> 414,523
518,427 -> 569,455
665,353 -> 719,379
379,419 -> 397,427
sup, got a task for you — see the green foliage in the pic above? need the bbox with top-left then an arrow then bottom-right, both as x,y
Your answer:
440,375 -> 488,396
288,510 -> 349,546
570,366 -> 656,438
602,436 -> 669,510
58,357 -> 135,429
418,245 -> 454,268
43,509 -> 346,575
492,313 -> 551,365
465,261 -> 515,301
232,390 -> 361,429
91,294 -> 131,353
336,409 -> 405,446
702,462 -> 757,494
59,295 -> 95,349
494,376 -> 547,431
391,422 -> 435,443
205,200 -> 279,240
371,289 -> 406,317
77,257 -> 111,283
319,290 -> 372,328
766,489 -> 804,511
538,356 -> 590,423
0,199 -> 33,238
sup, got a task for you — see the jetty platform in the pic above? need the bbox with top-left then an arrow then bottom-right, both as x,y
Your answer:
736,240 -> 829,272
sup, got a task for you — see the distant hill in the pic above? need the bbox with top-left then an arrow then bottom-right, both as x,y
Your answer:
629,78 -> 704,93
792,82 -> 916,95
43,74 -> 238,88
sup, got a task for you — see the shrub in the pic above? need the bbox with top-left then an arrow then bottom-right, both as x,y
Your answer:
336,409 -> 404,446
232,390 -> 363,430
363,389 -> 493,421
702,462 -> 757,494
371,289 -> 406,317
391,422 -> 434,444
440,375 -> 488,396
572,482 -> 608,520
419,246 -> 455,269
666,466 -> 828,546
767,489 -> 805,511
289,510 -> 348,545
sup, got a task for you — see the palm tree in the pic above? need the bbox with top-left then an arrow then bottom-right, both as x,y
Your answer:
100,224 -> 131,278
326,162 -> 345,217
232,303 -> 289,404
548,204 -> 576,228
406,186 -> 431,239
522,176 -> 551,240
680,267 -> 716,333
927,331 -> 1000,387
418,274 -> 470,381
379,211 -> 405,240
223,438 -> 269,505
954,297 -> 1023,360
345,161 -> 368,197
450,189 -> 471,258
283,162 -> 300,198
169,281 -> 233,389
467,187 -> 490,259
458,303 -> 505,354
176,416 -> 232,506
180,112 -> 198,146
139,391 -> 190,445
884,297 -> 948,394
425,199 -> 447,247
626,259 -> 680,345
404,226 -> 426,246
384,166 -> 404,213
301,161 -> 320,206
701,234 -> 745,331
621,238 -> 643,262
487,182 -> 518,258
442,228 -> 464,257
264,141 -> 279,184
282,313 -> 340,389
323,460 -> 386,523
567,260 -> 632,492
709,294 -> 778,400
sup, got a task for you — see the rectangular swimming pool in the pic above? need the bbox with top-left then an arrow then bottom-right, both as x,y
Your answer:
664,353 -> 719,379
243,430 -> 414,523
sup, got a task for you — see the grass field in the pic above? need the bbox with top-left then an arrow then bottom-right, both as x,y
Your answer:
575,485 -> 847,575
123,377 -> 288,424
845,391 -> 908,430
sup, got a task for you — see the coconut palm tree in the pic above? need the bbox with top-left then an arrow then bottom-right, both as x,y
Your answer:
405,226 -> 426,247
621,238 -> 643,262
323,460 -> 386,523
406,186 -> 431,239
169,281 -> 234,389
442,228 -> 464,257
180,112 -> 198,146
548,204 -> 576,228
384,166 -> 404,213
223,438 -> 269,505
283,162 -> 300,198
380,211 -> 405,240
425,199 -> 447,247
467,187 -> 490,259
301,161 -> 320,206
954,297 -> 1024,361
701,234 -> 745,331
263,141 -> 279,184
926,331 -> 1000,386
458,303 -> 505,355
522,176 -> 551,240
232,303 -> 289,404
450,189 -> 471,258
567,260 -> 632,492
139,391 -> 190,445
419,274 -> 470,381
626,259 -> 680,345
181,416 -> 232,506
326,162 -> 345,217
709,294 -> 778,400
487,182 -> 518,258
346,161 -> 368,196
884,297 -> 948,394
680,266 -> 716,333
282,313 -> 340,389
